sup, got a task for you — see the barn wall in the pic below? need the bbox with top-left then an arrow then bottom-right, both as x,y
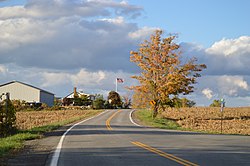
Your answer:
40,91 -> 54,107
0,82 -> 39,102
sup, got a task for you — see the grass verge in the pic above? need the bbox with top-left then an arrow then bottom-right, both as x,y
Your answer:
134,109 -> 181,130
0,110 -> 102,157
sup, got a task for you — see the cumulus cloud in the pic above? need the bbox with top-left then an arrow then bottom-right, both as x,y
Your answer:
0,0 -> 146,72
70,69 -> 106,87
182,36 -> 250,76
0,0 -> 142,19
41,72 -> 70,87
183,36 -> 250,103
0,64 -> 137,97
202,88 -> 213,99
0,18 -> 56,52
99,16 -> 125,24
128,26 -> 160,40
41,68 -> 136,88
36,67 -> 138,96
0,0 -> 144,97
197,75 -> 250,98
206,36 -> 250,56
41,69 -> 106,88
217,75 -> 249,96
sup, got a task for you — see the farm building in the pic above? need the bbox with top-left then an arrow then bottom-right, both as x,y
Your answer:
62,87 -> 95,106
65,87 -> 95,101
0,81 -> 54,106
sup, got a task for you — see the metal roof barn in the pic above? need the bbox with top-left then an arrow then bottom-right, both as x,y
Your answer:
0,81 -> 54,106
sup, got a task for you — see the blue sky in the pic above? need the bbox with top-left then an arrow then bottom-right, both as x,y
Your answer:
0,0 -> 26,6
0,0 -> 250,106
130,0 -> 250,47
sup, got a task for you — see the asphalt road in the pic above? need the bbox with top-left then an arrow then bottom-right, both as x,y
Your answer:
48,109 -> 250,166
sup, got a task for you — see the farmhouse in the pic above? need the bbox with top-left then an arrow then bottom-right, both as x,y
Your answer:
65,87 -> 95,101
62,87 -> 95,106
0,81 -> 54,106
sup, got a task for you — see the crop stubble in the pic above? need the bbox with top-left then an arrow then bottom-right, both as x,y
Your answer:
162,107 -> 250,135
16,110 -> 100,130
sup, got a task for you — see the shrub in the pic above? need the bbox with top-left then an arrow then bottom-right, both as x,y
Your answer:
0,96 -> 16,137
93,98 -> 105,109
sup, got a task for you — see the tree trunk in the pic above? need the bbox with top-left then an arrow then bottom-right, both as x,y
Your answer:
160,102 -> 166,112
152,104 -> 158,119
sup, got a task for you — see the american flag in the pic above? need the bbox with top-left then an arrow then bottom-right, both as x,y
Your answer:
116,78 -> 124,83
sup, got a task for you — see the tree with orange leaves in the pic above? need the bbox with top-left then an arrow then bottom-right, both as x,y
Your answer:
130,30 -> 206,118
131,88 -> 152,109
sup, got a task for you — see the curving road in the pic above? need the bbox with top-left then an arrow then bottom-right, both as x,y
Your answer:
49,109 -> 250,166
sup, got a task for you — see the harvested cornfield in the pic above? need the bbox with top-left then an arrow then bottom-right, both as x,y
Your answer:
161,107 -> 250,135
16,109 -> 101,130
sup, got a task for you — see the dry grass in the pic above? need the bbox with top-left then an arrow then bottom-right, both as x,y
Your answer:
161,107 -> 250,135
16,109 -> 101,130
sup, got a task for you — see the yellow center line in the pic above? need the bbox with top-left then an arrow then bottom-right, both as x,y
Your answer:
106,110 -> 122,130
131,141 -> 199,166
106,111 -> 198,165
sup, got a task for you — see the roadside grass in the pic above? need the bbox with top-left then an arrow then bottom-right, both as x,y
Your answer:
0,110 -> 102,157
134,109 -> 181,130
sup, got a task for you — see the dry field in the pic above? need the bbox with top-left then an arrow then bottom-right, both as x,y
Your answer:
16,109 -> 101,130
162,107 -> 250,135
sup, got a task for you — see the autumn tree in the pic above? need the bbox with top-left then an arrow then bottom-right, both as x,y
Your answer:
130,30 -> 206,118
108,91 -> 122,108
131,88 -> 152,109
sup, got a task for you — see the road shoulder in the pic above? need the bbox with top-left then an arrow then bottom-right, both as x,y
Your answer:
4,125 -> 70,166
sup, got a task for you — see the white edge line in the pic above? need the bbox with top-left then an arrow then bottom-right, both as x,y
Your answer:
129,109 -> 141,127
49,110 -> 108,166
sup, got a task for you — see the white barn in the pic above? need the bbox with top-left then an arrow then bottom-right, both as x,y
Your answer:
0,81 -> 54,106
